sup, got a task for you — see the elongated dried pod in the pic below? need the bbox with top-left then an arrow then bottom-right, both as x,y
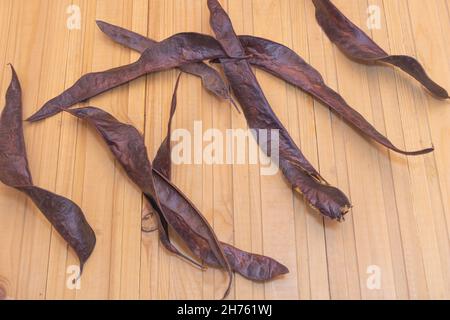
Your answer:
153,75 -> 289,281
312,0 -> 449,99
240,36 -> 434,156
0,65 -> 96,273
27,33 -> 229,122
94,17 -> 351,219
96,20 -> 236,107
207,0 -> 351,220
64,106 -> 233,299
95,21 -> 433,156
143,74 -> 206,270
64,104 -> 288,295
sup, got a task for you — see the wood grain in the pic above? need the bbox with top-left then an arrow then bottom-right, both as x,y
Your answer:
0,0 -> 449,300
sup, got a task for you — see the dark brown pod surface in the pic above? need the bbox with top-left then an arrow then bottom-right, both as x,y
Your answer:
66,105 -> 288,296
28,33 -> 229,122
94,21 -> 433,156
312,0 -> 449,99
96,20 -> 233,103
240,35 -> 434,156
153,73 -> 181,180
207,0 -> 351,220
153,76 -> 289,281
66,106 -> 233,299
0,65 -> 96,272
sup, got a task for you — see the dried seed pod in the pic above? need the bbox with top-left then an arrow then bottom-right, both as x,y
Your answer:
240,35 -> 434,156
0,65 -> 96,273
312,0 -> 449,99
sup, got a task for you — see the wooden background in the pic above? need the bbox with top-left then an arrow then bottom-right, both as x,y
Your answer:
0,0 -> 449,300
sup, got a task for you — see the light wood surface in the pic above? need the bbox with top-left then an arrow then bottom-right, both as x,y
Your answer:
0,0 -> 449,300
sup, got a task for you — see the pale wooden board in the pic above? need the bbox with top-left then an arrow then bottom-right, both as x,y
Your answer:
0,0 -> 449,300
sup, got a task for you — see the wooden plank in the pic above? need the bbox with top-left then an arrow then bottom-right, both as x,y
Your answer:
328,0 -> 397,300
251,0 -> 299,300
69,0 -> 133,300
286,0 -> 331,300
107,0 -> 147,300
303,0 -> 360,300
199,0 -> 216,300
139,0 -> 169,300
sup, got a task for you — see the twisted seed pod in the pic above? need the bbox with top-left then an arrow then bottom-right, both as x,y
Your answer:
0,65 -> 96,273
312,0 -> 449,99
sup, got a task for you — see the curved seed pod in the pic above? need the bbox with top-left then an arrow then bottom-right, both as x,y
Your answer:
210,242 -> 290,281
158,197 -> 288,281
0,65 -> 96,273
153,73 -> 182,179
144,193 -> 206,271
207,1 -> 246,59
65,106 -> 233,299
153,76 -> 289,280
96,20 -> 235,105
153,171 -> 289,281
240,35 -> 434,156
207,0 -> 351,220
312,0 -> 449,99
27,33 -> 228,122
65,105 -> 232,297
66,104 -> 288,287
92,22 -> 433,156
148,74 -> 207,270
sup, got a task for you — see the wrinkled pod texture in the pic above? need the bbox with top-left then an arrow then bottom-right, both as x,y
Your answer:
95,20 -> 237,110
312,0 -> 449,99
28,26 -> 350,220
239,35 -> 434,156
63,103 -> 288,296
93,20 -> 433,157
0,65 -> 96,273
29,3 -> 351,220
27,32 -> 229,122
207,0 -> 351,220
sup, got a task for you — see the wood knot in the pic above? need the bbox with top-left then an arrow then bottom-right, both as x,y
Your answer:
0,285 -> 6,300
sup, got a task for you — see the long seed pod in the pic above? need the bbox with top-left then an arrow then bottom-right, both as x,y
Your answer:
96,20 -> 236,107
207,0 -> 351,220
65,104 -> 288,296
94,21 -> 433,156
64,106 -> 233,299
144,74 -> 206,270
154,75 -> 289,281
0,65 -> 96,273
312,0 -> 449,99
240,36 -> 434,156
27,33 -> 228,122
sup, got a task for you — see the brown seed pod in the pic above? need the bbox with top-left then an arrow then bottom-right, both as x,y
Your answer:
0,65 -> 96,273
